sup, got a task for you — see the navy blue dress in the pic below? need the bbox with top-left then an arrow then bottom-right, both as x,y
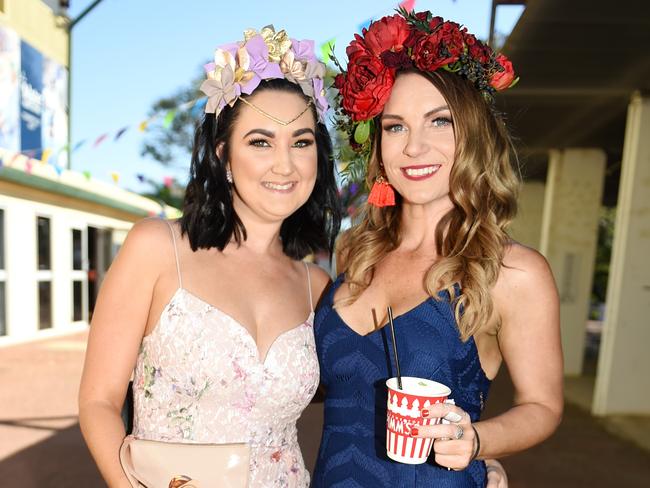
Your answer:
312,275 -> 491,487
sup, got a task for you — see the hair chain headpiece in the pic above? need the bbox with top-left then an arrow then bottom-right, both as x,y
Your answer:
239,97 -> 313,126
200,25 -> 328,122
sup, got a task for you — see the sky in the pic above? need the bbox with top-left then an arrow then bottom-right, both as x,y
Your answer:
68,0 -> 524,194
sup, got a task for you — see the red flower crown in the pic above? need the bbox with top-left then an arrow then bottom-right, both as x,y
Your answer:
331,8 -> 518,184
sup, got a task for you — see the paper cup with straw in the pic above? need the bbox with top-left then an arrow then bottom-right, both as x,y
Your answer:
385,307 -> 451,464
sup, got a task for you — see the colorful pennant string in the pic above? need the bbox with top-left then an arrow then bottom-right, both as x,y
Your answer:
1,0 -> 413,196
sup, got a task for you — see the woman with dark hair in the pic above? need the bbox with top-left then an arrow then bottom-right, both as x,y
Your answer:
312,9 -> 562,487
79,27 -> 340,487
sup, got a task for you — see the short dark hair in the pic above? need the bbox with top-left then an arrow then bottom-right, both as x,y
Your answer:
180,78 -> 341,260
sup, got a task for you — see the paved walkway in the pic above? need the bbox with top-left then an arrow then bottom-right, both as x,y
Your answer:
1,331 -> 649,487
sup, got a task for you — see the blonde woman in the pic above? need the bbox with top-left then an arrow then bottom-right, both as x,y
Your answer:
312,9 -> 562,487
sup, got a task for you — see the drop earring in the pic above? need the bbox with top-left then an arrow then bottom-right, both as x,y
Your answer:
226,169 -> 233,184
367,165 -> 395,207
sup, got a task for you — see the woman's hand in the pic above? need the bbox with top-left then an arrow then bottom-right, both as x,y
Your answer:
411,402 -> 479,470
485,459 -> 508,488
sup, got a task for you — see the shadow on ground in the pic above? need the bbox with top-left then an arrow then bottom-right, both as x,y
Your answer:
2,372 -> 649,487
482,371 -> 650,487
0,423 -> 103,487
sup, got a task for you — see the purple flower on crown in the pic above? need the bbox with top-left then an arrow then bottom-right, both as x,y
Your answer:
240,35 -> 284,95
291,39 -> 317,63
200,26 -> 329,121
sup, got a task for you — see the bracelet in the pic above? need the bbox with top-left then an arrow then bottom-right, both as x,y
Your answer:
469,424 -> 481,462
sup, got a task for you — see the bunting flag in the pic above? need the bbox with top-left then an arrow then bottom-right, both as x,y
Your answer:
163,176 -> 174,188
114,126 -> 129,141
73,139 -> 87,151
190,98 -> 207,118
54,164 -> 64,176
319,39 -> 335,63
93,133 -> 108,148
57,144 -> 69,158
82,170 -> 92,180
136,173 -> 146,183
163,109 -> 177,129
399,0 -> 416,12
110,171 -> 120,184
0,154 -> 4,168
25,160 -> 34,174
138,120 -> 149,132
40,148 -> 52,164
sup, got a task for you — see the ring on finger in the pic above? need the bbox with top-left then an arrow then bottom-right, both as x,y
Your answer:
454,423 -> 464,440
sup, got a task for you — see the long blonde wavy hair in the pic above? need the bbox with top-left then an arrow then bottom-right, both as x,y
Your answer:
337,69 -> 520,341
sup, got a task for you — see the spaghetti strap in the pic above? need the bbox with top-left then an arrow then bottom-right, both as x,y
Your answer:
304,262 -> 314,313
164,220 -> 183,288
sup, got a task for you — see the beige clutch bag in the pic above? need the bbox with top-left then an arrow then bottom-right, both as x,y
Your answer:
119,435 -> 250,488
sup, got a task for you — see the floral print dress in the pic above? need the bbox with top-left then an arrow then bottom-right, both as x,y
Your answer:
131,222 -> 319,487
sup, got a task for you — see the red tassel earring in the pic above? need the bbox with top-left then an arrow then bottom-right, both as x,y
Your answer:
367,174 -> 395,207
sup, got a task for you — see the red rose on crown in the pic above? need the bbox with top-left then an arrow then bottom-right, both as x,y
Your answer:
490,54 -> 516,90
412,21 -> 464,71
363,14 -> 410,57
464,33 -> 491,64
428,15 -> 444,30
338,50 -> 395,121
346,33 -> 370,63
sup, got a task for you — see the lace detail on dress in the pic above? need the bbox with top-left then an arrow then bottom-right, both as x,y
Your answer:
132,288 -> 319,488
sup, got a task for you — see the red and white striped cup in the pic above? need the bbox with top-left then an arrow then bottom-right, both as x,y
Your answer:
385,377 -> 451,464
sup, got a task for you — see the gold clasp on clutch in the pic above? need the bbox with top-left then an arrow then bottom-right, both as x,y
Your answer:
169,475 -> 194,488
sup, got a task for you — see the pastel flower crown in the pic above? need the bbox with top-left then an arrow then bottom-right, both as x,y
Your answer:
332,8 -> 518,183
200,25 -> 329,122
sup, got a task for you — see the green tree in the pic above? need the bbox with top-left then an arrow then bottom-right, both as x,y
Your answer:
591,206 -> 616,313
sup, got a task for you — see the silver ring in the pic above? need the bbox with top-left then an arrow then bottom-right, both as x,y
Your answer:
454,424 -> 464,440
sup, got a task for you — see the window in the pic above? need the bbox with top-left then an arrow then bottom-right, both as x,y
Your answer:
0,208 -> 4,270
37,216 -> 53,330
72,229 -> 82,270
0,209 -> 5,336
38,281 -> 52,330
71,228 -> 86,322
37,216 -> 51,270
0,282 -> 5,336
72,280 -> 82,321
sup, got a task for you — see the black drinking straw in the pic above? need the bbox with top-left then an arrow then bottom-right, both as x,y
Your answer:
387,306 -> 403,390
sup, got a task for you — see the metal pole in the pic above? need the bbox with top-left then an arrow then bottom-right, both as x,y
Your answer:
488,0 -> 498,48
66,0 -> 107,169
69,0 -> 105,30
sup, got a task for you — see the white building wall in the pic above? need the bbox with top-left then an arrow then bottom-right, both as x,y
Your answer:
0,193 -> 135,345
